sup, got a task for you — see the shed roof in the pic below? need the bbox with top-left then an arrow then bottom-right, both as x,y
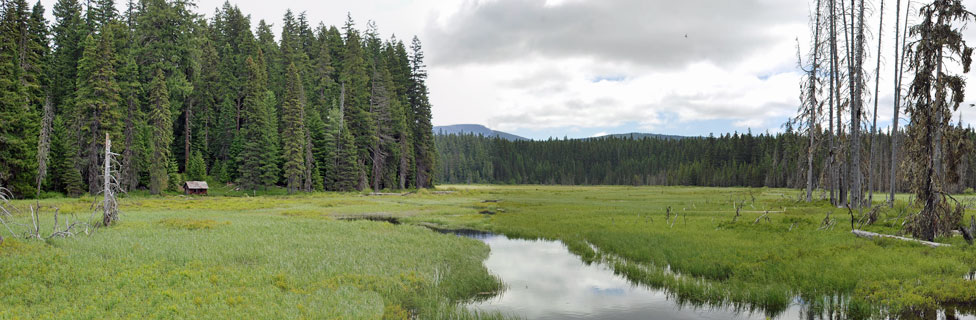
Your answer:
184,181 -> 209,189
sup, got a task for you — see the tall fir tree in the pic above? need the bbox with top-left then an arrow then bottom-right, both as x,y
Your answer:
237,53 -> 279,190
48,116 -> 85,196
24,1 -> 48,110
112,21 -> 144,192
50,0 -> 87,115
0,0 -> 40,196
75,31 -> 121,195
409,36 -> 435,188
281,63 -> 306,193
335,120 -> 360,192
185,150 -> 206,181
147,69 -> 172,194
340,14 -> 375,190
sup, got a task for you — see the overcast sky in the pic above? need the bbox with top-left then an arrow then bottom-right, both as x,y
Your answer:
39,0 -> 976,139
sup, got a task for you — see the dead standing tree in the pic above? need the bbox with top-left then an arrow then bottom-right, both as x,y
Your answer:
798,0 -> 825,203
890,0 -> 913,207
903,0 -> 975,241
97,133 -> 122,226
849,0 -> 868,208
867,0 -> 885,205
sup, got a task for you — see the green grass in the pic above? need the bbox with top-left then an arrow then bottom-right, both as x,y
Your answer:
0,192 -> 507,319
4,185 -> 976,319
430,185 -> 976,318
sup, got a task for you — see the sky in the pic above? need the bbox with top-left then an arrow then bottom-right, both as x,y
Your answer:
38,0 -> 976,139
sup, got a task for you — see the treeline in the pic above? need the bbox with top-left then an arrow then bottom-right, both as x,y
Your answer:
436,127 -> 976,193
0,0 -> 436,198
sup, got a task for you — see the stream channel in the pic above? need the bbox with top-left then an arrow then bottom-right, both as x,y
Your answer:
439,229 -> 976,320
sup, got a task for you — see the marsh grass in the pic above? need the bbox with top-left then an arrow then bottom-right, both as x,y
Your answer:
4,185 -> 976,319
0,192 -> 508,319
431,185 -> 976,318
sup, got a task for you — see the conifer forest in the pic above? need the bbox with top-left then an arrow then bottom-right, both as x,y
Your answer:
0,0 -> 436,198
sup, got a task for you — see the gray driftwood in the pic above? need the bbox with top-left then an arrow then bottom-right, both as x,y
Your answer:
851,229 -> 950,248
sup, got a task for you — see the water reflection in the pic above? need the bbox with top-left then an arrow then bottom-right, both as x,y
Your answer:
441,230 -> 976,320
458,232 -> 774,319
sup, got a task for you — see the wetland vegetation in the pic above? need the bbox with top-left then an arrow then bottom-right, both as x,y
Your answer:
4,185 -> 976,319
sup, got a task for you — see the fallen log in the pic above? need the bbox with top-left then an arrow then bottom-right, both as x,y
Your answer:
851,230 -> 951,248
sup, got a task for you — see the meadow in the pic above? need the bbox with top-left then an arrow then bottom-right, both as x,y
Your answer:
3,185 -> 976,319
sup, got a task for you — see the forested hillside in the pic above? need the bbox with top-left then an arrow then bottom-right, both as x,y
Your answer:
0,0 -> 436,197
436,128 -> 976,192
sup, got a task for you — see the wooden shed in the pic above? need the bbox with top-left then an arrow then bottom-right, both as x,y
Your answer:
183,181 -> 209,195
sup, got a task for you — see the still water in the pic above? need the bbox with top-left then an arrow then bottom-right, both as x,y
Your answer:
446,230 -> 976,320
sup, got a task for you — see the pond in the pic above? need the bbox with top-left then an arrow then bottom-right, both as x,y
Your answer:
442,229 -> 976,320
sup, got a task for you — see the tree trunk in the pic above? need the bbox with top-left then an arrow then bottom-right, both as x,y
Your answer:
868,0 -> 884,205
890,0 -> 908,207
807,0 -> 823,202
829,0 -> 839,205
103,133 -> 112,226
850,0 -> 865,208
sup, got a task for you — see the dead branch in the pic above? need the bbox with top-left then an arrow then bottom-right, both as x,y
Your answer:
753,210 -> 771,224
852,229 -> 950,248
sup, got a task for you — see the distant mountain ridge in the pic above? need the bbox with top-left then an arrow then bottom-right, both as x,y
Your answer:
589,132 -> 685,140
434,124 -> 687,141
434,124 -> 528,141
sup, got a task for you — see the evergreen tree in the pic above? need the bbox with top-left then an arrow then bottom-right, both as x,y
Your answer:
186,150 -> 206,181
24,1 -> 48,110
0,0 -> 40,196
110,20 -> 143,192
304,105 -> 325,191
50,0 -> 87,115
903,0 -> 975,240
192,32 -> 220,167
309,25 -> 337,121
339,14 -> 374,190
255,19 -> 281,109
281,63 -> 306,193
86,0 -> 117,30
48,116 -> 85,196
237,54 -> 279,190
147,69 -> 172,195
75,31 -> 121,195
409,36 -> 435,188
335,121 -> 360,191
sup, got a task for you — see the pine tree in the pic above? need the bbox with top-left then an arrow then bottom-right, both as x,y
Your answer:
335,121 -> 360,191
48,116 -> 85,196
24,1 -> 48,110
186,150 -> 206,181
388,38 -> 414,189
0,0 -> 40,196
86,0 -> 117,30
75,31 -> 121,195
320,106 -> 341,189
367,34 -> 398,190
147,69 -> 172,195
193,34 -> 220,169
281,63 -> 307,193
304,105 -> 325,191
50,0 -> 87,115
256,20 -> 282,108
340,14 -> 375,190
904,0 -> 975,240
409,36 -> 435,188
237,54 -> 279,190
